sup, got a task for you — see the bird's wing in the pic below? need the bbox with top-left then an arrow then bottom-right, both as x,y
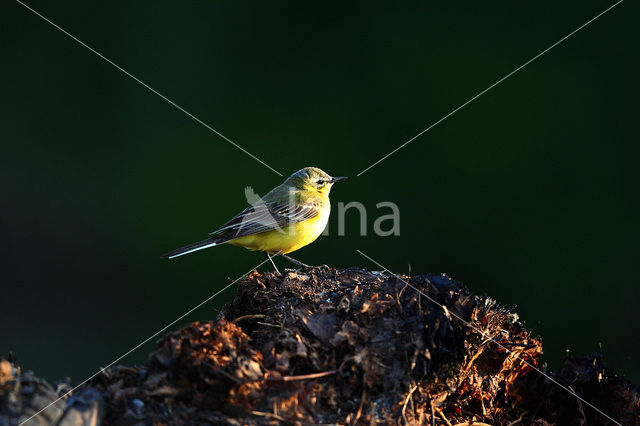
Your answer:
209,200 -> 319,240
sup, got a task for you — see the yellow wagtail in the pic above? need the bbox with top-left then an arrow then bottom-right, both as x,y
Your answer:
161,167 -> 346,272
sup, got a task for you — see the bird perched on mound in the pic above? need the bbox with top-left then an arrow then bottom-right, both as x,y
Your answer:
161,167 -> 346,272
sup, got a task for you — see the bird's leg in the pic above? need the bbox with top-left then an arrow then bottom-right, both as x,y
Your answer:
277,253 -> 311,268
275,253 -> 330,272
265,252 -> 281,274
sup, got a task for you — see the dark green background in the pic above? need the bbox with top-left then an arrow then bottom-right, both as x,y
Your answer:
2,1 -> 638,386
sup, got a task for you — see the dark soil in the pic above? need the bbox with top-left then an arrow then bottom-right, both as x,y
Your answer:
2,267 -> 638,425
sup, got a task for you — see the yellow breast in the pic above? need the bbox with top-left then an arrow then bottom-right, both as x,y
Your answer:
228,205 -> 330,254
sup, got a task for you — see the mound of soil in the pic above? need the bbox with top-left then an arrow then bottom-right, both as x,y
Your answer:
2,267 -> 638,425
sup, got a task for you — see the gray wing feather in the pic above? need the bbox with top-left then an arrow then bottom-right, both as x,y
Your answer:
210,201 -> 319,241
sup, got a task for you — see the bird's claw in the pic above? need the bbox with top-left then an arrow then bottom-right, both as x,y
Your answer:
298,264 -> 331,273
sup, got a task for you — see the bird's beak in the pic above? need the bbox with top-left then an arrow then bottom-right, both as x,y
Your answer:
330,176 -> 347,183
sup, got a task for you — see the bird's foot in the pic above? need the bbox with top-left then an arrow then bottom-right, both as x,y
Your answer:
310,264 -> 331,271
276,253 -> 332,273
277,253 -> 310,268
291,264 -> 331,273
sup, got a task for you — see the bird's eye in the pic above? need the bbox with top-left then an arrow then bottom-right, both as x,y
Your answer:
316,179 -> 325,185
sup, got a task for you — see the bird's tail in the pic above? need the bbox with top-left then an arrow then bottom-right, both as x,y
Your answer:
161,237 -> 221,259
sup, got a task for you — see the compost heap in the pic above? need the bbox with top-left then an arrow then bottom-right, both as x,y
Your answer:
2,267 -> 638,425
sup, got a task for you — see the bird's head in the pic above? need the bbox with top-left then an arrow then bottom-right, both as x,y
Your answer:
286,167 -> 347,195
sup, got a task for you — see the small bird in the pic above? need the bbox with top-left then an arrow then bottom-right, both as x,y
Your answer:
161,167 -> 346,272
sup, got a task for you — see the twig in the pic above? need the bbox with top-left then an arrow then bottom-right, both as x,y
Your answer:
240,369 -> 338,385
435,406 -> 453,426
231,314 -> 266,323
270,369 -> 338,382
462,345 -> 487,376
395,284 -> 403,312
401,384 -> 418,424
398,281 -> 409,300
506,410 -> 528,426
250,410 -> 288,422
353,389 -> 367,425
501,342 -> 538,348
256,321 -> 280,328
